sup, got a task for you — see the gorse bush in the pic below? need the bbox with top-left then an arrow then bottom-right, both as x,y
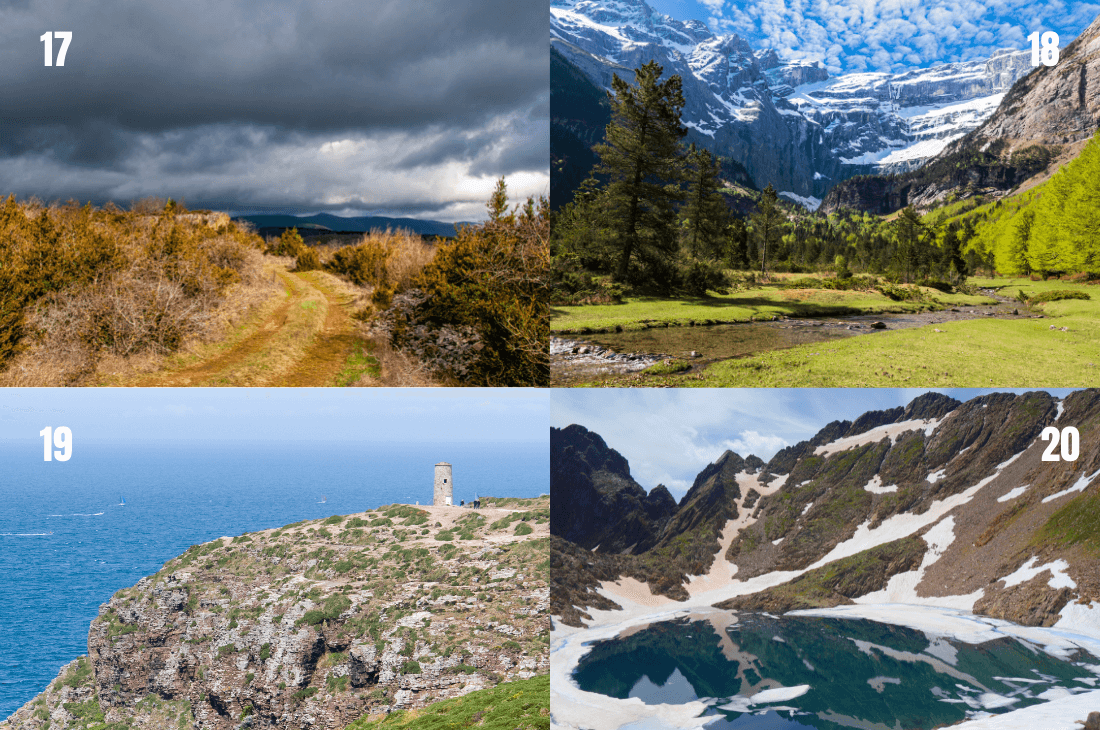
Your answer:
295,246 -> 322,272
326,229 -> 433,293
267,227 -> 306,257
375,180 -> 549,386
0,197 -> 264,376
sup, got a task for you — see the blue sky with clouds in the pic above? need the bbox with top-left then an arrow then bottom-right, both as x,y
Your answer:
552,388 -> 1076,499
644,0 -> 1100,73
0,389 -> 547,446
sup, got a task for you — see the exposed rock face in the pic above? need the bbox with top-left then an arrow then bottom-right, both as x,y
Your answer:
551,0 -> 1035,202
715,536 -> 926,613
3,501 -> 550,730
552,390 -> 1100,630
551,424 -> 677,553
821,13 -> 1100,214
974,574 -> 1075,627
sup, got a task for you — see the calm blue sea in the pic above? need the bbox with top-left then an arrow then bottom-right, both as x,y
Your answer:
0,439 -> 547,718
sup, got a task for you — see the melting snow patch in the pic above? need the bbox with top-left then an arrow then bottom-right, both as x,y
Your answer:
864,475 -> 898,494
927,469 -> 947,484
1042,468 -> 1100,504
1000,557 -> 1076,590
996,453 -> 1023,471
750,685 -> 811,704
998,485 -> 1030,502
814,418 -> 941,457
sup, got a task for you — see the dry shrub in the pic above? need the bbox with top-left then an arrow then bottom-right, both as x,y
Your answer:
266,228 -> 306,257
372,180 -> 549,386
296,246 -> 322,271
0,195 -> 266,379
326,229 -> 434,292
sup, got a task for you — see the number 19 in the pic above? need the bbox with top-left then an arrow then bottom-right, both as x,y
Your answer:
40,426 -> 72,462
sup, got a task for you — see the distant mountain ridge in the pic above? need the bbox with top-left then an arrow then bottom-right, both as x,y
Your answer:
234,213 -> 472,237
552,390 -> 1100,631
550,0 -> 1035,207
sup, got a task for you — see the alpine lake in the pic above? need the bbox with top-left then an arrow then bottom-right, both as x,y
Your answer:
572,614 -> 1100,729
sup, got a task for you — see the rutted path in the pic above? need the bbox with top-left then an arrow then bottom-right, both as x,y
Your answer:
134,265 -> 375,387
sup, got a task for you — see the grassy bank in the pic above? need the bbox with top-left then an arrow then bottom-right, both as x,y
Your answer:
551,282 -> 992,334
345,675 -> 549,730
576,277 -> 1100,387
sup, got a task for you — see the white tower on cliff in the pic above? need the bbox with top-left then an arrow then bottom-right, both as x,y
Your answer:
434,462 -> 453,506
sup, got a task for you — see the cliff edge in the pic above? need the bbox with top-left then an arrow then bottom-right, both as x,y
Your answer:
1,497 -> 550,730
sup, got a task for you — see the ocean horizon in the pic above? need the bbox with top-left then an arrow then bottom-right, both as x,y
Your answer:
0,438 -> 547,718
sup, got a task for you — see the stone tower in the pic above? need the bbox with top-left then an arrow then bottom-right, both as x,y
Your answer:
434,462 -> 453,506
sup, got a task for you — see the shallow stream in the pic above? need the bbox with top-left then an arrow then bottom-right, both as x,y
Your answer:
552,291 -> 1030,384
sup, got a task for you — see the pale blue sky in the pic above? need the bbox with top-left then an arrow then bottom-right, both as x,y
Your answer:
0,388 -> 547,445
552,388 -> 1075,498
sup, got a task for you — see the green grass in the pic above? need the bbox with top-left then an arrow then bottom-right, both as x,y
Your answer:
335,343 -> 381,386
551,285 -> 992,334
589,277 -> 1100,387
343,674 -> 548,730
1034,493 -> 1100,553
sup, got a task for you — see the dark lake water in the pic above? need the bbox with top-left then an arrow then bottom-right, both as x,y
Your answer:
573,614 -> 1100,730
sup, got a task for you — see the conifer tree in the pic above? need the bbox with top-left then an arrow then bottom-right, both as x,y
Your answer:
893,207 -> 924,282
752,184 -> 783,278
680,145 -> 728,259
725,217 -> 749,270
593,61 -> 686,283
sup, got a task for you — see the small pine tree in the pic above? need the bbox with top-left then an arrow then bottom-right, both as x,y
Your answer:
680,145 -> 728,259
752,185 -> 784,279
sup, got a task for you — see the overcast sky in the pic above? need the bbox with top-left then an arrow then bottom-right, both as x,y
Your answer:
0,0 -> 548,222
552,388 -> 1076,499
644,0 -> 1099,74
0,388 -> 548,445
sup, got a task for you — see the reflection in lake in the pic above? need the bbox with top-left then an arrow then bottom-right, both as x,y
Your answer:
572,614 -> 1100,730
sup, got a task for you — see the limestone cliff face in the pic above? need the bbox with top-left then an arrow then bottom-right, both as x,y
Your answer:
3,499 -> 550,730
820,13 -> 1100,214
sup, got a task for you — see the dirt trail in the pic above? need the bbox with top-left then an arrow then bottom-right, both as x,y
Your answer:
274,276 -> 362,387
134,266 -> 371,387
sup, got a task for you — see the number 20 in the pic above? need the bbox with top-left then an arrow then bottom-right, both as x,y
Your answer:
1041,426 -> 1078,461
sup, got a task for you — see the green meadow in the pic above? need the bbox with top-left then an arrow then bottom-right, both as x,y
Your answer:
571,278 -> 1100,387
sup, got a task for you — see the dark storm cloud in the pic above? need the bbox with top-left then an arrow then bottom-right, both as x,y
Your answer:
0,0 -> 549,217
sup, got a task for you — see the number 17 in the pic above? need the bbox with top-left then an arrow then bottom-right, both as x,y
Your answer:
41,31 -> 72,67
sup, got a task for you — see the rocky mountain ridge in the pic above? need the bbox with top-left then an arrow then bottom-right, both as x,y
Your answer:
552,390 -> 1100,632
550,0 -> 1034,205
820,12 -> 1100,213
2,499 -> 550,730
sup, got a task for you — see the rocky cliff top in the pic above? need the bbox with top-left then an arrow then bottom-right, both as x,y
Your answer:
2,498 -> 550,730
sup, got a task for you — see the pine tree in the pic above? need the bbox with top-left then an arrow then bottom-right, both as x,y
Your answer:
680,145 -> 728,259
725,217 -> 749,270
593,61 -> 686,283
893,207 -> 924,282
752,184 -> 784,278
1008,209 -> 1034,275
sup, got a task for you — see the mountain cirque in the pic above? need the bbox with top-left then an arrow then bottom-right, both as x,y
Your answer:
550,0 -> 1034,202
552,390 -> 1100,630
2,498 -> 549,730
820,12 -> 1100,213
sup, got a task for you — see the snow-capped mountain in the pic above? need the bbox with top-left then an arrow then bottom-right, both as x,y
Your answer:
551,0 -> 1033,206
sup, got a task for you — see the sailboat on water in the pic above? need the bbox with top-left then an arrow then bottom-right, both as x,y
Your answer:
321,495 -> 327,504
119,496 -> 125,506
